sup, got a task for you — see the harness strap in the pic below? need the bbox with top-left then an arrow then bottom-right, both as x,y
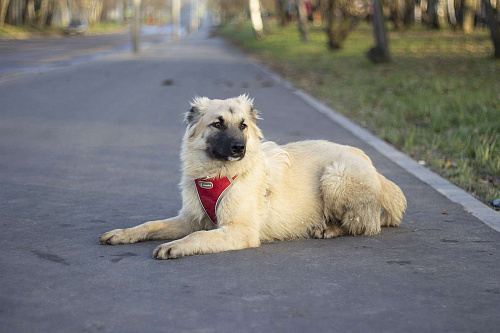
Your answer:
194,175 -> 238,224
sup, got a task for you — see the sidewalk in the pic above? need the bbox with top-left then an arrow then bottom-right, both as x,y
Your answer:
0,28 -> 498,333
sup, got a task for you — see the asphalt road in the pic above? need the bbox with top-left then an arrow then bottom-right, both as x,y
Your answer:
0,26 -> 171,79
0,28 -> 499,332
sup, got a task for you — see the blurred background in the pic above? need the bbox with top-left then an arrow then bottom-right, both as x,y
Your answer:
0,0 -> 498,208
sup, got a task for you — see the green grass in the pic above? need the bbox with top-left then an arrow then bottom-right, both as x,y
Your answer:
88,22 -> 128,34
219,21 -> 500,207
0,24 -> 47,39
0,22 -> 127,40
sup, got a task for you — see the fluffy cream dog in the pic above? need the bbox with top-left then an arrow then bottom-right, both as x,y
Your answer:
99,95 -> 407,259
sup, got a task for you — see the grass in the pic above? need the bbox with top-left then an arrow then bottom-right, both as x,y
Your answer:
0,22 -> 127,40
0,24 -> 52,39
219,21 -> 500,208
87,22 -> 128,34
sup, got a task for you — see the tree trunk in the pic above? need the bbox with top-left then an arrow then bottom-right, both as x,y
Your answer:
391,0 -> 405,29
132,0 -> 141,51
483,0 -> 500,58
403,0 -> 415,26
24,0 -> 35,25
367,0 -> 392,63
326,0 -> 358,50
0,0 -> 10,27
8,0 -> 25,25
297,0 -> 309,41
58,0 -> 70,27
249,0 -> 265,39
276,0 -> 287,26
462,0 -> 477,33
436,0 -> 449,27
190,0 -> 199,33
37,0 -> 50,28
425,0 -> 439,28
172,0 -> 180,40
326,0 -> 337,48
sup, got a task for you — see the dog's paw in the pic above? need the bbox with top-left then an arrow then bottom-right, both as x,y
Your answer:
99,229 -> 137,245
311,224 -> 346,239
153,241 -> 188,259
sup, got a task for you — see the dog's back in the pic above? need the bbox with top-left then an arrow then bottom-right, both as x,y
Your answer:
260,140 -> 406,239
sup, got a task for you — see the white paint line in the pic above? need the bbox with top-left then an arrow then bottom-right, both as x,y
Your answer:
248,58 -> 500,232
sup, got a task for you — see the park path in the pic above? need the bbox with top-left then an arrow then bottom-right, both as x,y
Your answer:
0,27 -> 499,333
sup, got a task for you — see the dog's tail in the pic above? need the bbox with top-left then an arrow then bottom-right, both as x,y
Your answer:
378,174 -> 407,227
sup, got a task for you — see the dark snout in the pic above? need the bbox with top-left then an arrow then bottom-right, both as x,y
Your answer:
208,132 -> 247,161
230,141 -> 246,157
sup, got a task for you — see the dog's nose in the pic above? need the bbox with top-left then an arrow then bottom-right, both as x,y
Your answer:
230,141 -> 245,155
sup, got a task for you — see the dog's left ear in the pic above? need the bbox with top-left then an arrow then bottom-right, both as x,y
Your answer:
237,94 -> 260,124
249,106 -> 260,124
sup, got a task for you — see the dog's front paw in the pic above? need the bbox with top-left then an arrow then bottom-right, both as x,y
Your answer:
153,241 -> 188,259
99,229 -> 138,245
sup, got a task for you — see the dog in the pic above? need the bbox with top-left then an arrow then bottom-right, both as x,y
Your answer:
99,95 -> 407,259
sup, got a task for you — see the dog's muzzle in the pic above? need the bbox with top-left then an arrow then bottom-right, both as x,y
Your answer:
229,141 -> 246,160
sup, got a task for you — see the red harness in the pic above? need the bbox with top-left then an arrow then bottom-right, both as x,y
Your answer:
194,175 -> 238,224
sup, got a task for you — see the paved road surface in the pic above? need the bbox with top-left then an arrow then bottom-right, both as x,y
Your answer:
0,26 -> 171,79
0,28 -> 499,332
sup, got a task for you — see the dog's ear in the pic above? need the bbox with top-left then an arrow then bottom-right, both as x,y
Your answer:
185,106 -> 201,125
237,94 -> 260,124
185,97 -> 209,126
249,106 -> 261,124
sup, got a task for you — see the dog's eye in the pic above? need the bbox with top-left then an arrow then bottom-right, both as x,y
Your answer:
239,123 -> 247,130
211,122 -> 222,129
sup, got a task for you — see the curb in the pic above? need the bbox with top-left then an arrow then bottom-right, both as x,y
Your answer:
247,58 -> 500,233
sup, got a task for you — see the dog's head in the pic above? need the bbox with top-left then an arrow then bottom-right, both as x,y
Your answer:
183,95 -> 263,164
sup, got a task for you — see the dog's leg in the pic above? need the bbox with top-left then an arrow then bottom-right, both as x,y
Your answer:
320,162 -> 382,236
99,216 -> 197,245
153,224 -> 260,259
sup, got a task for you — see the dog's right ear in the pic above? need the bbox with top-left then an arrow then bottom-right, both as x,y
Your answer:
185,97 -> 209,126
185,106 -> 201,125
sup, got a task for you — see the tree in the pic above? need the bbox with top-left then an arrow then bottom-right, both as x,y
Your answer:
367,0 -> 391,63
132,0 -> 141,51
462,0 -> 477,33
276,0 -> 287,26
483,0 -> 500,58
389,0 -> 405,29
24,0 -> 35,23
37,0 -> 51,28
325,0 -> 366,50
297,0 -> 309,41
249,0 -> 265,38
0,0 -> 9,27
172,0 -> 180,40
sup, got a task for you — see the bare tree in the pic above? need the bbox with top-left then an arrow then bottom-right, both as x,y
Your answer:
172,0 -> 181,40
325,0 -> 366,50
276,0 -> 288,26
24,0 -> 35,23
132,0 -> 141,51
367,0 -> 391,63
249,0 -> 265,38
483,0 -> 500,58
0,0 -> 10,27
462,0 -> 477,33
297,0 -> 309,41
37,0 -> 50,28
390,0 -> 405,29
